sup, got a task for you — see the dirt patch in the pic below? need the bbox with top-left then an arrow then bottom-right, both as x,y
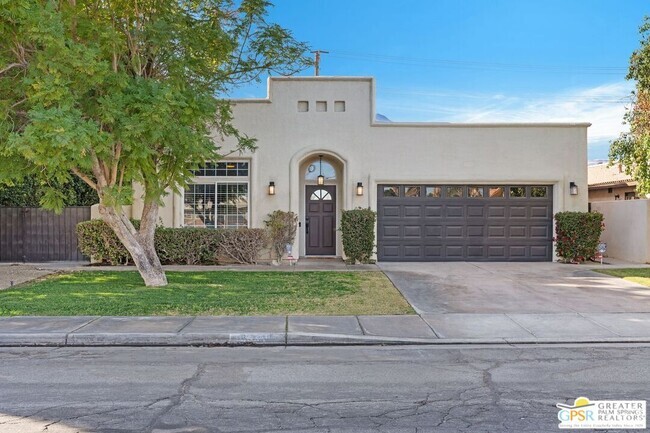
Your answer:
0,264 -> 55,290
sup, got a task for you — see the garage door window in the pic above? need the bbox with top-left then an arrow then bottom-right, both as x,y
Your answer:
468,186 -> 484,198
383,186 -> 400,197
426,186 -> 441,198
531,186 -> 548,198
509,187 -> 526,198
489,187 -> 505,198
405,186 -> 421,197
446,186 -> 463,198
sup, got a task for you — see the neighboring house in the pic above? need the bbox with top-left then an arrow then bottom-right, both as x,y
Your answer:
588,163 -> 638,202
124,76 -> 589,262
588,164 -> 649,264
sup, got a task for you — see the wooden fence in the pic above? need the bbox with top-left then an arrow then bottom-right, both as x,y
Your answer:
0,207 -> 91,262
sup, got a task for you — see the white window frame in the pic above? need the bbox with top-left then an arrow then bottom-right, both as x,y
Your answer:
183,160 -> 250,229
214,181 -> 250,230
182,183 -> 217,229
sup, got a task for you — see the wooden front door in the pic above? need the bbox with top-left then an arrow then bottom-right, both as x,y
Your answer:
305,185 -> 337,255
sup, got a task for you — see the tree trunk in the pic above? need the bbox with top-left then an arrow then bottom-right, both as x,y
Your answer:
98,204 -> 167,287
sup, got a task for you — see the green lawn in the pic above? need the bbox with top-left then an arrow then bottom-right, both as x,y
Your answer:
0,271 -> 413,316
595,268 -> 650,287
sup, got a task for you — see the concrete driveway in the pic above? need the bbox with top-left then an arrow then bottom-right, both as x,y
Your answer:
379,262 -> 650,315
379,262 -> 650,340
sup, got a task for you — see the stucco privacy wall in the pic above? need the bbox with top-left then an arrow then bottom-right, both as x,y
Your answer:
591,200 -> 650,264
151,76 -> 588,258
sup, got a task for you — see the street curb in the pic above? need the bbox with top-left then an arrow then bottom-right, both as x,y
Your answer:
2,332 -> 650,347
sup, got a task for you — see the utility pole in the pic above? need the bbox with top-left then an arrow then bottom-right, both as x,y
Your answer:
311,50 -> 329,76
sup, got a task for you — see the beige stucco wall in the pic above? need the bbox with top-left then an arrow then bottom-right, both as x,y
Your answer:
591,200 -> 650,264
152,76 -> 588,259
589,185 -> 638,202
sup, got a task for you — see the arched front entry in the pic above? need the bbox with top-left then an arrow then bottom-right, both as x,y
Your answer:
305,184 -> 336,255
296,152 -> 346,257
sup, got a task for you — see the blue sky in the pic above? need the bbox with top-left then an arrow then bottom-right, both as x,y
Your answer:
230,1 -> 649,161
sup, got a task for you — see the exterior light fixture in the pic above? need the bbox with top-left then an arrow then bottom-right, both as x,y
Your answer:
356,182 -> 364,196
268,181 -> 275,195
569,181 -> 578,196
317,155 -> 325,185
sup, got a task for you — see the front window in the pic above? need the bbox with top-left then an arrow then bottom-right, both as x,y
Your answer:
184,160 -> 250,229
192,161 -> 249,177
216,183 -> 248,229
184,184 -> 216,228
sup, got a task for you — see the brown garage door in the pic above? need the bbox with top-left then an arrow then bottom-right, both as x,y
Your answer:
377,184 -> 553,261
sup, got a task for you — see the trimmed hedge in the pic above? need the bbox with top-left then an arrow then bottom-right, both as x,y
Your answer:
341,208 -> 376,264
76,219 -> 137,265
218,229 -> 268,265
155,227 -> 224,265
554,211 -> 605,263
76,220 -> 264,265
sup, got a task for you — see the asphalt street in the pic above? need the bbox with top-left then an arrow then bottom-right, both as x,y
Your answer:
0,344 -> 648,433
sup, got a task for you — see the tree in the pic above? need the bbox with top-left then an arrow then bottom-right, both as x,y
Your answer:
0,0 -> 310,285
610,17 -> 650,195
0,174 -> 98,207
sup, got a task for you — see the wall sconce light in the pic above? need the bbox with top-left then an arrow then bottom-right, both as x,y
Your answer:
317,154 -> 325,185
569,181 -> 578,196
268,181 -> 275,195
356,182 -> 364,196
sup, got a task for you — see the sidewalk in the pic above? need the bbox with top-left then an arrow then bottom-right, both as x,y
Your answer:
2,312 -> 650,347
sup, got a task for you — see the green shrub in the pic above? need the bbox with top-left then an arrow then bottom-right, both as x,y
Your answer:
76,219 -> 138,265
554,211 -> 604,263
77,220 -> 249,265
341,208 -> 376,264
218,229 -> 268,264
264,210 -> 298,262
155,227 -> 224,265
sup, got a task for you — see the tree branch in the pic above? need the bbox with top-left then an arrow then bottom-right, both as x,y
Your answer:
90,151 -> 107,189
0,62 -> 26,76
71,167 -> 98,191
111,142 -> 122,184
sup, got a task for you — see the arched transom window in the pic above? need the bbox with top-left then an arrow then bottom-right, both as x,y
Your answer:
310,189 -> 333,201
305,160 -> 336,181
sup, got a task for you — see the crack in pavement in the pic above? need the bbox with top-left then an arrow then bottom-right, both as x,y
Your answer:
146,363 -> 207,433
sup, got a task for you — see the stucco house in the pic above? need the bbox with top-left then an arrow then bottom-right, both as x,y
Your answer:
126,76 -> 589,262
588,163 -> 648,264
588,163 -> 639,202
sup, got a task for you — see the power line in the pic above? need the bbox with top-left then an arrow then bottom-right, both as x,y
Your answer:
328,50 -> 628,75
376,87 -> 633,104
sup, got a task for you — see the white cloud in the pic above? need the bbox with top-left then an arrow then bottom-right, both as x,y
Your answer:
377,81 -> 635,147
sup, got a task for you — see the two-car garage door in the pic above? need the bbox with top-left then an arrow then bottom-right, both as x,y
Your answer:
377,184 -> 553,261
